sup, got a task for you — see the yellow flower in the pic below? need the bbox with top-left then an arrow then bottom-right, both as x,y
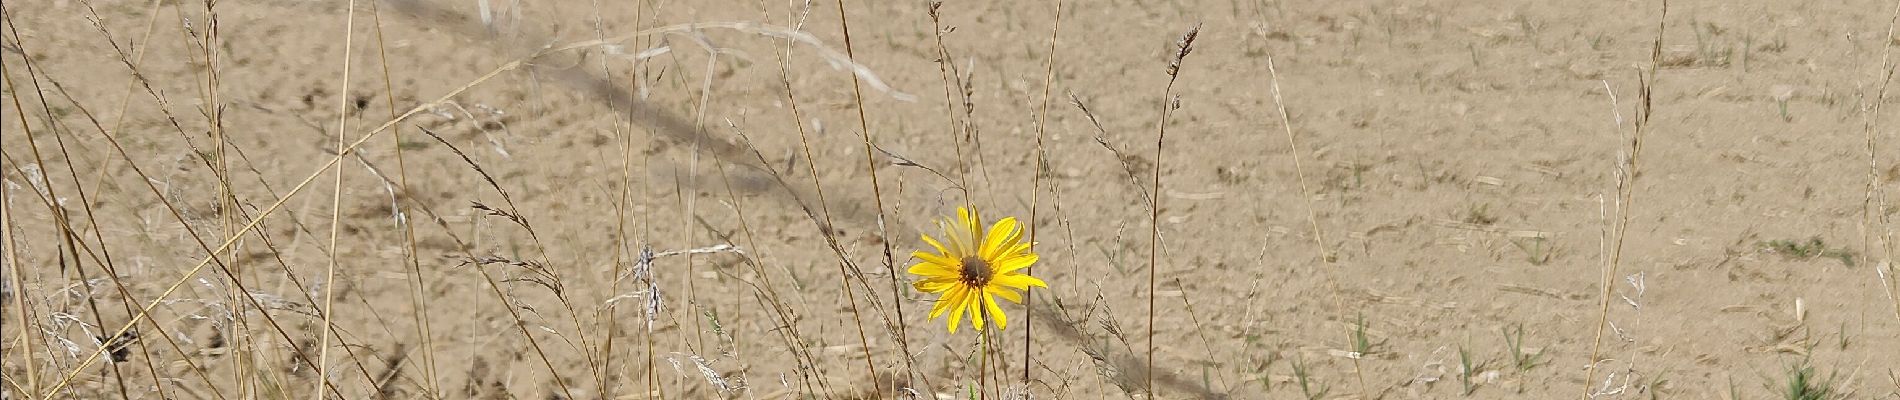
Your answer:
909,207 -> 1047,333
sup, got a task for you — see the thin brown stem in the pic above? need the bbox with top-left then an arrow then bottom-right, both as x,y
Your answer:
827,1 -> 888,394
366,0 -> 441,396
1023,0 -> 1063,388
1264,57 -> 1331,263
1148,22 -> 1200,398
750,0 -> 854,394
312,0 -> 359,396
927,2 -> 973,202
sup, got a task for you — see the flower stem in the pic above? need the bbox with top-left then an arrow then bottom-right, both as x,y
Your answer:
979,316 -> 989,400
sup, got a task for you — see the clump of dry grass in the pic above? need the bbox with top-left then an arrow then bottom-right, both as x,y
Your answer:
1582,0 -> 1669,396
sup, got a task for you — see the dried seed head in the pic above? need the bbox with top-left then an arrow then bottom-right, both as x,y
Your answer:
1167,23 -> 1203,76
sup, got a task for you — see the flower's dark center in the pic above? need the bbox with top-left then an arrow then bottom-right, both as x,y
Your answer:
959,256 -> 992,287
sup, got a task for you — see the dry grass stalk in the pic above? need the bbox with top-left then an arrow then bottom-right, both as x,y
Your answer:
1582,0 -> 1669,397
751,0 -> 842,394
928,1 -> 975,202
833,1 -> 898,395
1021,0 -> 1065,389
1264,57 -> 1333,264
1148,22 -> 1200,398
313,0 -> 361,397
1863,0 -> 1900,322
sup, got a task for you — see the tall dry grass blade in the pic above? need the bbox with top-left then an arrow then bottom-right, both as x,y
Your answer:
1148,22 -> 1200,398
413,127 -> 582,399
1023,0 -> 1064,388
580,2 -> 635,397
629,2 -> 663,397
733,126 -> 848,398
365,0 -> 442,396
752,0 -> 847,395
834,0 -> 896,395
75,0 -> 165,236
1068,92 -> 1157,211
928,1 -> 974,202
706,120 -> 780,398
0,206 -> 36,397
1582,1 -> 1668,397
187,0 -> 258,395
413,105 -> 609,388
1863,0 -> 1900,322
0,43 -> 43,400
677,15 -> 719,362
313,0 -> 359,397
1264,57 -> 1332,264
586,1 -> 626,397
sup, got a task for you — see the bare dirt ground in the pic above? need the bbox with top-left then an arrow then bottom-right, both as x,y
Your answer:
4,0 -> 1898,399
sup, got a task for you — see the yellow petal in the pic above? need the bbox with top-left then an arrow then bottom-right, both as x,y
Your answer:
939,220 -> 970,257
913,277 -> 957,293
986,286 -> 1023,304
992,253 -> 1038,275
945,288 -> 969,333
999,241 -> 1031,258
921,234 -> 951,256
927,286 -> 957,316
966,291 -> 986,331
991,273 -> 1048,290
959,208 -> 982,249
984,292 -> 1010,330
908,253 -> 958,276
980,217 -> 1020,259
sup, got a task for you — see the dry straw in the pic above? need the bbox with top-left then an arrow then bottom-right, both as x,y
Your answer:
1148,21 -> 1201,398
1581,0 -> 1669,397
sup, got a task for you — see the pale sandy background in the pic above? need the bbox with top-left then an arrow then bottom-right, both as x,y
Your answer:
3,0 -> 1898,398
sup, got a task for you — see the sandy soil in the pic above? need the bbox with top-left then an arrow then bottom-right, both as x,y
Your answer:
4,0 -> 1898,398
